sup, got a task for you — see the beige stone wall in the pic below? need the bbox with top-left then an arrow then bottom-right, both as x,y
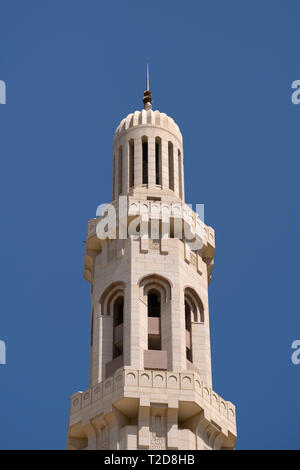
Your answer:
89,235 -> 212,387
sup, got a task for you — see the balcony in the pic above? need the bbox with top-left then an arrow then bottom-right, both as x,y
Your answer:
144,349 -> 167,370
105,354 -> 123,379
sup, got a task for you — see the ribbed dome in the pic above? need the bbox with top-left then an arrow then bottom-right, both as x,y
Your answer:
114,108 -> 182,143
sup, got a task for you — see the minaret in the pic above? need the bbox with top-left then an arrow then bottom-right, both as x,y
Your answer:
66,69 -> 237,450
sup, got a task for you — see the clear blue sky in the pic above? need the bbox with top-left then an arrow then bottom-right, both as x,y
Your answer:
0,0 -> 299,450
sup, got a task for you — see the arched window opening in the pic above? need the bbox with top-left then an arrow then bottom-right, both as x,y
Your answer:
148,291 -> 161,317
155,137 -> 162,185
178,149 -> 182,199
142,137 -> 148,184
129,139 -> 134,188
185,301 -> 191,332
185,300 -> 193,362
186,347 -> 193,362
99,282 -> 125,378
113,296 -> 124,326
184,287 -> 204,323
113,295 -> 124,359
138,274 -> 172,303
118,146 -> 123,195
168,142 -> 174,190
184,288 -> 204,365
139,275 -> 172,370
147,290 -> 161,350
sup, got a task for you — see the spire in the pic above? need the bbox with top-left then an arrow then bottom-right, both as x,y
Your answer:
146,63 -> 149,90
143,63 -> 152,110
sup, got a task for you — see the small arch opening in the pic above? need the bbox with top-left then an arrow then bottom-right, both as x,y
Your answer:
147,289 -> 161,350
185,301 -> 191,333
185,300 -> 193,362
142,137 -> 148,184
129,139 -> 134,188
148,290 -> 161,318
113,296 -> 124,326
168,142 -> 174,190
155,137 -> 162,185
113,295 -> 124,359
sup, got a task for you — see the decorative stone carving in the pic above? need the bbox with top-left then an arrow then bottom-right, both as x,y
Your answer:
150,416 -> 166,450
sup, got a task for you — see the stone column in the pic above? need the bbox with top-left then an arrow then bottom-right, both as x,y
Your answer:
167,400 -> 178,449
138,397 -> 150,448
161,297 -> 172,369
171,278 -> 186,370
123,282 -> 130,367
161,138 -> 169,190
172,140 -> 179,197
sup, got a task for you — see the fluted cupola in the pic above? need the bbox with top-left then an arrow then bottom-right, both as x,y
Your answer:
113,67 -> 184,203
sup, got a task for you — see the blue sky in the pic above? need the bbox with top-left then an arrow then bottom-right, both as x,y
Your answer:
0,0 -> 299,449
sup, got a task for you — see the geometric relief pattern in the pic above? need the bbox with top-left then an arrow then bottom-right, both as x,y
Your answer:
150,416 -> 167,450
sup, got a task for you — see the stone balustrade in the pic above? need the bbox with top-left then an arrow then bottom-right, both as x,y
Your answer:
86,198 -> 215,251
70,367 -> 236,427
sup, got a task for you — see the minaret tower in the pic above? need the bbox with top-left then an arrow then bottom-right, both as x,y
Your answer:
66,69 -> 237,450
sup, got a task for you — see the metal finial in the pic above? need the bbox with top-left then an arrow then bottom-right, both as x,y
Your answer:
146,64 -> 149,91
143,64 -> 152,110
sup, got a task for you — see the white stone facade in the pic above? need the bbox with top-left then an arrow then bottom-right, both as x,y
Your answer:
66,90 -> 237,450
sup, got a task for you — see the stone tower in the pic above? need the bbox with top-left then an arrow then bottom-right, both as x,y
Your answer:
66,72 -> 237,450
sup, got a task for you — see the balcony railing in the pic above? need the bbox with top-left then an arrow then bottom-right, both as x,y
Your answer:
105,354 -> 123,379
144,349 -> 167,370
148,317 -> 160,335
